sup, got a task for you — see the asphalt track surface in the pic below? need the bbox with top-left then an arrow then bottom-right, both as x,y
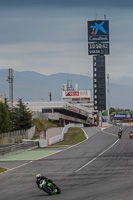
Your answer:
1,126 -> 133,200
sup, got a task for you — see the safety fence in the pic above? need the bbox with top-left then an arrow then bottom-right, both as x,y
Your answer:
0,126 -> 35,145
0,141 -> 39,158
32,111 -> 48,120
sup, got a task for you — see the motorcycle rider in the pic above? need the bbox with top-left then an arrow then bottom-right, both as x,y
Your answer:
129,131 -> 133,138
36,174 -> 57,191
119,127 -> 123,132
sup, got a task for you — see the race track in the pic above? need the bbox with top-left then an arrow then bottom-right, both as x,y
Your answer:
1,126 -> 133,200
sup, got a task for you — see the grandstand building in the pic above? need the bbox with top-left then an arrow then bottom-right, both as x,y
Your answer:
16,101 -> 94,126
13,81 -> 96,126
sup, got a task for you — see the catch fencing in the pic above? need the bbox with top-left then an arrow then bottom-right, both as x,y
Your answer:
0,126 -> 35,145
32,111 -> 48,120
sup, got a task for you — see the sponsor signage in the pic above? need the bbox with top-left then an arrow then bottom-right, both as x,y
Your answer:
113,114 -> 133,119
69,106 -> 79,113
59,114 -> 85,123
93,55 -> 106,111
87,20 -> 109,42
127,123 -> 132,126
79,90 -> 89,96
63,90 -> 91,98
87,19 -> 110,112
65,104 -> 88,116
65,91 -> 79,96
88,42 -> 109,55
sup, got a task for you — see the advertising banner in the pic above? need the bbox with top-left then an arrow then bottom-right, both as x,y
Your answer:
63,90 -> 91,98
88,20 -> 109,42
65,91 -> 79,96
113,114 -> 133,119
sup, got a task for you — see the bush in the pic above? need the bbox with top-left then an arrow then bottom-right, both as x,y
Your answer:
0,101 -> 10,134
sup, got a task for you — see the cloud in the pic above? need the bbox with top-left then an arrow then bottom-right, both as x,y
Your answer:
0,0 -> 133,8
0,41 -> 92,76
0,0 -> 133,85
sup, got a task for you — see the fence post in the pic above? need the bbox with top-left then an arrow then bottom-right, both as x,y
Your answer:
17,131 -> 19,143
15,131 -> 16,143
2,133 -> 3,144
8,132 -> 9,144
19,130 -> 20,143
11,132 -> 14,144
44,130 -> 46,139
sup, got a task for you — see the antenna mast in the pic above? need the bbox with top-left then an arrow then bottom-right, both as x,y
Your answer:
7,68 -> 14,110
104,14 -> 106,20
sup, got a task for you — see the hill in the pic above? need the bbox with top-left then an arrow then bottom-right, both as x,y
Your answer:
0,69 -> 132,109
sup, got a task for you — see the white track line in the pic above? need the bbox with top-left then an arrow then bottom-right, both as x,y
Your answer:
0,128 -> 118,174
102,130 -> 118,137
75,138 -> 119,173
4,162 -> 31,172
0,130 -> 89,174
81,128 -> 89,139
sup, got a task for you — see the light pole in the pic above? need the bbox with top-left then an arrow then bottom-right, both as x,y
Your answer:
7,68 -> 14,110
107,74 -> 110,122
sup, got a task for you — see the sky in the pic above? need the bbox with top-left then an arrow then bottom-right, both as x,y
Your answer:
0,0 -> 133,85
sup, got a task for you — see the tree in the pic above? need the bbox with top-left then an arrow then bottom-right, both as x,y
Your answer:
4,98 -> 13,131
0,101 -> 10,134
13,99 -> 32,130
102,110 -> 108,116
109,107 -> 116,114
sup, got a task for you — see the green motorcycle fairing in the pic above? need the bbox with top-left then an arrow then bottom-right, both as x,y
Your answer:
40,180 -> 56,194
47,182 -> 57,194
39,180 -> 46,188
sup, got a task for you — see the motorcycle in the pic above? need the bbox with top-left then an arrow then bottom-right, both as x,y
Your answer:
118,131 -> 122,139
39,179 -> 61,195
129,132 -> 133,139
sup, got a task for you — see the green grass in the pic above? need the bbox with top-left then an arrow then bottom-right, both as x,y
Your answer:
0,150 -> 60,161
50,127 -> 86,146
37,145 -> 69,149
0,168 -> 8,173
32,118 -> 57,139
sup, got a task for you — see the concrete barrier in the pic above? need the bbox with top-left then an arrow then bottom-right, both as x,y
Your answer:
0,141 -> 39,158
23,123 -> 85,147
117,123 -> 133,126
38,123 -> 84,147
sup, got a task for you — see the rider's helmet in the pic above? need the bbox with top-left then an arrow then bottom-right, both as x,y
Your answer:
36,174 -> 41,180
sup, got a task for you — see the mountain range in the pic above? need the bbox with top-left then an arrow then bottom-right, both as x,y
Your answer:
0,69 -> 132,109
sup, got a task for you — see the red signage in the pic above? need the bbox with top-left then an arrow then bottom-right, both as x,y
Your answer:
65,91 -> 79,96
